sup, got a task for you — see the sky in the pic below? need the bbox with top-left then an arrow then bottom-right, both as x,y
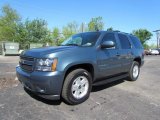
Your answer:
0,0 -> 160,44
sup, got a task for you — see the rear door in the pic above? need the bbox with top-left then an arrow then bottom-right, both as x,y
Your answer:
97,33 -> 122,78
117,33 -> 133,72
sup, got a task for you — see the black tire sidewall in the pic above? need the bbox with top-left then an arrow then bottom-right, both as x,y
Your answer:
67,70 -> 92,104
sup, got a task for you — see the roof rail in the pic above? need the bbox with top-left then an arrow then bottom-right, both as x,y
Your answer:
113,30 -> 120,32
115,31 -> 132,35
107,30 -> 132,35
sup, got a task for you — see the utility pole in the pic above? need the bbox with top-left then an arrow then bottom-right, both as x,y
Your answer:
153,30 -> 160,48
81,22 -> 84,32
81,22 -> 86,33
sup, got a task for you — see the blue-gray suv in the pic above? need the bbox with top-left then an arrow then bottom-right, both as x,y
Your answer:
16,31 -> 144,105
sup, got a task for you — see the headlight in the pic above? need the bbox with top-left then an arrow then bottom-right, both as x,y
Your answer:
35,58 -> 58,72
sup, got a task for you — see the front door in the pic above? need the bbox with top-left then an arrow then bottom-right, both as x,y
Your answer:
97,33 -> 122,78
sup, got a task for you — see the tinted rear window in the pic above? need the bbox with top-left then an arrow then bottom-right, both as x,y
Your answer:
118,34 -> 131,49
130,36 -> 143,49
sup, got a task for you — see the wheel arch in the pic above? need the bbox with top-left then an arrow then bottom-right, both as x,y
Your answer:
64,63 -> 95,82
133,57 -> 141,66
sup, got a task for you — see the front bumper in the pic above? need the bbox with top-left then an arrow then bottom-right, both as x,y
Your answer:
16,66 -> 64,100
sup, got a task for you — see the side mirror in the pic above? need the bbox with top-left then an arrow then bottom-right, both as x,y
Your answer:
101,41 -> 115,49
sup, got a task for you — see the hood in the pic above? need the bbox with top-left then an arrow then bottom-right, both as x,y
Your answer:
21,46 -> 77,58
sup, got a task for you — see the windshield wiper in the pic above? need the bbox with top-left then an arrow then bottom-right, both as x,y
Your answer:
65,44 -> 79,46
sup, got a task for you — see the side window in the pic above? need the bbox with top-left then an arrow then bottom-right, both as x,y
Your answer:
82,32 -> 100,46
118,34 -> 131,49
130,36 -> 143,49
102,33 -> 117,47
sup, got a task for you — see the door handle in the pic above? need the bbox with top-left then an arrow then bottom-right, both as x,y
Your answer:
116,53 -> 120,56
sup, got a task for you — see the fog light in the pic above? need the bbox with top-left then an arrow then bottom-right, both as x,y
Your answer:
36,86 -> 45,93
39,89 -> 45,93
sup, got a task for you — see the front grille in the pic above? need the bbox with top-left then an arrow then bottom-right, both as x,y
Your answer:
20,56 -> 35,72
20,64 -> 33,71
20,56 -> 34,61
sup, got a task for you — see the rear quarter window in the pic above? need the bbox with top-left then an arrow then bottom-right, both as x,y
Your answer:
118,34 -> 131,49
130,36 -> 143,49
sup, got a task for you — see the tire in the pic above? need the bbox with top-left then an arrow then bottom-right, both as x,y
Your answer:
127,61 -> 140,81
62,69 -> 92,105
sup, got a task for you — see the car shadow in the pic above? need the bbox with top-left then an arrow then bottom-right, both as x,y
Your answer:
24,87 -> 62,105
3,54 -> 20,56
92,79 -> 125,92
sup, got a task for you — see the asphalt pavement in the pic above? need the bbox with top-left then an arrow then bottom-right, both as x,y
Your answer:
0,56 -> 160,120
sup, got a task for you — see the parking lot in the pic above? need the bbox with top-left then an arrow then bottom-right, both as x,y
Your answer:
0,55 -> 160,120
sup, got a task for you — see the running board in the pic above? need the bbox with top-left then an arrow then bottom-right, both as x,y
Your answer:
92,74 -> 128,86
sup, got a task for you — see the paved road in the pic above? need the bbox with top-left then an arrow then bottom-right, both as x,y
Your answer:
0,56 -> 160,120
0,56 -> 19,89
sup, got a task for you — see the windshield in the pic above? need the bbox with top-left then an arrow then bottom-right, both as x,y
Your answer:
61,32 -> 100,47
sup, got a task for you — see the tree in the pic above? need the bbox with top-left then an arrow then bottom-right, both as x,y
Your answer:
143,43 -> 149,49
14,22 -> 29,49
132,29 -> 152,45
14,18 -> 52,49
88,17 -> 104,31
107,27 -> 113,31
52,27 -> 60,45
0,4 -> 20,41
148,43 -> 157,49
24,19 -> 52,44
62,21 -> 78,39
